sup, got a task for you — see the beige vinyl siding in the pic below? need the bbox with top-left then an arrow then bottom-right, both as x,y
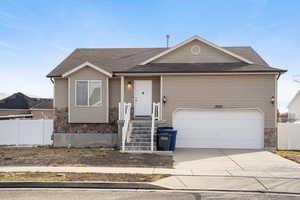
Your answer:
69,67 -> 108,123
109,78 -> 121,108
162,74 -> 276,129
124,77 -> 160,104
153,40 -> 239,63
54,78 -> 68,109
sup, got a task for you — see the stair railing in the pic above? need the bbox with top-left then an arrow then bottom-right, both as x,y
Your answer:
121,103 -> 132,152
151,103 -> 161,151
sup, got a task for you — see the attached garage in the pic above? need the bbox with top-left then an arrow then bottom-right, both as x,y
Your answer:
173,109 -> 264,149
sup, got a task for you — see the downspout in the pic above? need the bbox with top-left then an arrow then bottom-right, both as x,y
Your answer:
277,73 -> 282,80
50,77 -> 54,84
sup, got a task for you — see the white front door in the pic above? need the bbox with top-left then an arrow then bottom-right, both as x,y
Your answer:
134,80 -> 152,116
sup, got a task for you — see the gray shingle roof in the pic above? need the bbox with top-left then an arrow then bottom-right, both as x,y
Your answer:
47,48 -> 166,77
223,47 -> 270,66
47,46 -> 284,77
30,99 -> 53,109
118,62 -> 286,73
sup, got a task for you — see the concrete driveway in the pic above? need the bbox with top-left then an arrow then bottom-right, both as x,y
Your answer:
173,148 -> 300,177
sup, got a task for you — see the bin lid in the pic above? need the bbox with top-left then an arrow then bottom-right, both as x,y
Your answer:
159,129 -> 177,133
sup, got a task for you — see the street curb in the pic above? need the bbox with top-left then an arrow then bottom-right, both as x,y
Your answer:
0,182 -> 300,195
0,182 -> 168,190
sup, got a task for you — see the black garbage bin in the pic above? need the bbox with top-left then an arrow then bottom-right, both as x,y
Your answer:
156,127 -> 173,151
159,129 -> 177,151
157,133 -> 171,151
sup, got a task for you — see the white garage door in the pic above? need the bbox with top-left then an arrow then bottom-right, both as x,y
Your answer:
173,109 -> 264,149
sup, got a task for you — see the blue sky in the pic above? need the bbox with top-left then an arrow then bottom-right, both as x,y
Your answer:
0,0 -> 299,109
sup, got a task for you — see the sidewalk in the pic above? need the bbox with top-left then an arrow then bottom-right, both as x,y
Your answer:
0,166 -> 300,193
153,175 -> 300,194
1,166 -> 300,179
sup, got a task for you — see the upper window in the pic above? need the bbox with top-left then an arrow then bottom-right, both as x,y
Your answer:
75,80 -> 102,107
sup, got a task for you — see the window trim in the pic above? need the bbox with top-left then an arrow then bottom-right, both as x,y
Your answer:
75,80 -> 102,107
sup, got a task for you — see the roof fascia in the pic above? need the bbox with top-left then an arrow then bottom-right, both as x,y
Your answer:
62,62 -> 112,78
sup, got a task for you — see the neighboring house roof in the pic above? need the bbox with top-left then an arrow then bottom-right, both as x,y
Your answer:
117,62 -> 286,74
47,36 -> 285,77
287,90 -> 300,109
0,92 -> 53,109
30,99 -> 53,110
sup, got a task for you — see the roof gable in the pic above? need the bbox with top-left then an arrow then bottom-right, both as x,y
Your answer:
62,62 -> 112,77
140,36 -> 253,65
47,48 -> 166,77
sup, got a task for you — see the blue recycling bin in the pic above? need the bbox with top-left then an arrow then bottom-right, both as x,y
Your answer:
159,129 -> 177,151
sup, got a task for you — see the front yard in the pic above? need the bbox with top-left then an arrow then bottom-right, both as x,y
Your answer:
0,147 -> 173,168
275,150 -> 300,164
0,172 -> 169,182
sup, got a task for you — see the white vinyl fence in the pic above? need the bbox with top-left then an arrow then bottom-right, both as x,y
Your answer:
278,122 -> 300,150
0,120 -> 53,146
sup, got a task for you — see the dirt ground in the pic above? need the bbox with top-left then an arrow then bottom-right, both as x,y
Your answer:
0,172 -> 169,182
0,147 -> 173,168
275,150 -> 300,164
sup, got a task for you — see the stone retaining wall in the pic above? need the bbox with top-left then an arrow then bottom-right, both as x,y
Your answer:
264,128 -> 277,149
54,108 -> 118,134
53,133 -> 117,148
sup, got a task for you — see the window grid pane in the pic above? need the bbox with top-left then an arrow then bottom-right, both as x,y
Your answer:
89,81 -> 102,106
76,81 -> 88,106
76,80 -> 102,107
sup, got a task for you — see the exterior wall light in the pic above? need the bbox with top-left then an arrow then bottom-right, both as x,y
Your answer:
163,96 -> 167,104
271,96 -> 275,104
127,81 -> 132,89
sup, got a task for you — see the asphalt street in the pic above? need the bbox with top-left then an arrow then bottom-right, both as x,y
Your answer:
0,189 -> 299,200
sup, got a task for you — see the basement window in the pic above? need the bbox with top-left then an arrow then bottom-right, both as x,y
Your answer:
75,80 -> 102,107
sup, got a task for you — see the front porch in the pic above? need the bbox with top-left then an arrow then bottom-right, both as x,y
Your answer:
118,76 -> 163,119
117,75 -> 167,153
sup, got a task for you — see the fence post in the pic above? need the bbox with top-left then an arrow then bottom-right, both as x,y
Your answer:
16,119 -> 20,146
42,119 -> 45,145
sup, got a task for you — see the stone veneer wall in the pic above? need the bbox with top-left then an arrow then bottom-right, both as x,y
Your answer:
54,107 -> 118,133
264,128 -> 277,149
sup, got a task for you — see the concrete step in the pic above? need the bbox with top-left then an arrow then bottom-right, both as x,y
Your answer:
130,133 -> 157,138
131,120 -> 165,127
124,146 -> 156,151
126,142 -> 156,147
130,138 -> 152,142
132,126 -> 157,131
134,116 -> 151,120
132,130 -> 152,134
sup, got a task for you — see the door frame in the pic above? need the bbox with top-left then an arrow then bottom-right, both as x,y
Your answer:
134,80 -> 152,116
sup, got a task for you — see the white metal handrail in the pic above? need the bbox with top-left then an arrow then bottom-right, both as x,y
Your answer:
121,102 -> 131,152
151,103 -> 161,151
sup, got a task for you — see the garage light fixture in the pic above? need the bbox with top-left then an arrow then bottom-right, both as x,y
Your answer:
271,96 -> 275,104
163,96 -> 167,104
